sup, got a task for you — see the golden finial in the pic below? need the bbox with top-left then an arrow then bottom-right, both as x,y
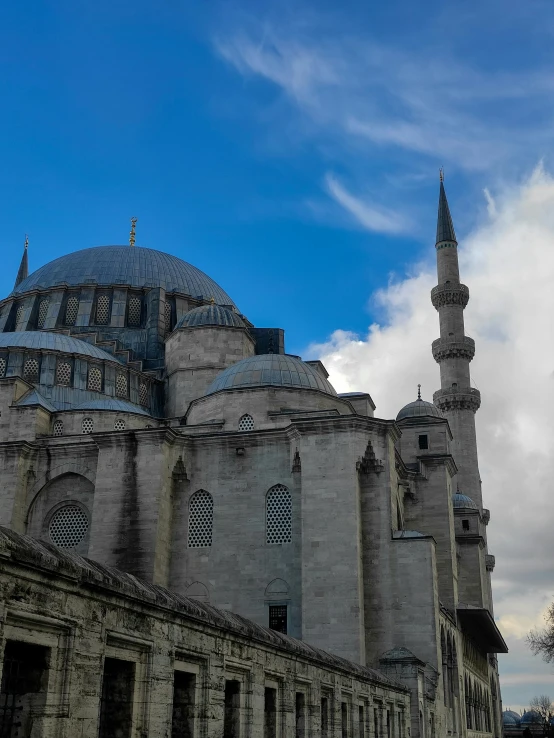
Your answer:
129,217 -> 137,247
439,167 -> 444,183
209,296 -> 215,304
24,234 -> 28,250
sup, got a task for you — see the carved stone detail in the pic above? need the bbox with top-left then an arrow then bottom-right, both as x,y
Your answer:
432,336 -> 475,363
172,455 -> 189,482
357,440 -> 384,474
292,448 -> 301,473
482,508 -> 490,525
433,387 -> 481,413
485,554 -> 495,572
431,283 -> 469,310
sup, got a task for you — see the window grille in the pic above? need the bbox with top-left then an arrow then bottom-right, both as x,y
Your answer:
53,419 -> 64,437
238,413 -> 254,431
15,304 -> 24,326
164,300 -> 172,334
82,417 -> 94,434
23,358 -> 39,382
0,357 -> 6,378
88,366 -> 102,392
37,298 -> 49,328
139,382 -> 149,406
56,361 -> 72,386
116,373 -> 128,398
96,294 -> 110,325
188,490 -> 214,548
114,418 -> 126,431
269,605 -> 288,634
48,505 -> 89,548
128,296 -> 142,326
266,484 -> 292,544
65,295 -> 79,325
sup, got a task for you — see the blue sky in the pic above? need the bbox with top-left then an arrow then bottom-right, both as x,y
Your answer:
2,0 -> 554,708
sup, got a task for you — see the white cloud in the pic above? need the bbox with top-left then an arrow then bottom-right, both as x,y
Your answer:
309,165 -> 554,701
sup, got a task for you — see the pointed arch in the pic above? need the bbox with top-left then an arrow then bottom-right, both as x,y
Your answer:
185,581 -> 209,602
187,489 -> 214,548
266,484 -> 292,544
264,578 -> 290,599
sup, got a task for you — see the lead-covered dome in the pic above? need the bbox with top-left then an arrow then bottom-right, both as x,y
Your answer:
396,398 -> 443,421
452,493 -> 478,510
10,246 -> 236,307
0,331 -> 120,363
175,304 -> 245,330
205,354 -> 337,396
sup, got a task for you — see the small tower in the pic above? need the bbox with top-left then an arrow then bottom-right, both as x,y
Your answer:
13,235 -> 29,289
431,176 -> 482,506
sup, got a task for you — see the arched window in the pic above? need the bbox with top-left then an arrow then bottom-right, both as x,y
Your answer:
88,366 -> 102,392
266,484 -> 292,544
0,357 -> 6,378
37,298 -> 49,328
23,357 -> 39,382
53,419 -> 64,437
187,490 -> 214,548
127,296 -> 142,327
56,361 -> 72,386
164,300 -> 172,334
139,381 -> 149,406
15,304 -> 24,326
82,417 -> 94,434
116,373 -> 128,398
65,295 -> 79,325
95,294 -> 110,325
48,504 -> 89,548
114,418 -> 126,431
238,414 -> 254,431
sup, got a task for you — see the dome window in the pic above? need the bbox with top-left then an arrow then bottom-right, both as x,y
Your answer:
114,418 -> 126,431
164,300 -> 172,335
15,304 -> 24,327
95,294 -> 111,325
187,490 -> 214,548
56,361 -> 72,387
23,358 -> 39,383
65,296 -> 79,326
139,381 -> 149,407
0,357 -> 6,378
116,373 -> 128,398
53,419 -> 64,437
87,366 -> 102,392
127,296 -> 142,327
48,504 -> 89,548
238,414 -> 254,432
266,484 -> 292,545
81,417 -> 94,434
37,298 -> 49,328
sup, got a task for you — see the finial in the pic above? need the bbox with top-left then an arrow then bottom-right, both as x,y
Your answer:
439,167 -> 444,183
24,234 -> 28,250
209,296 -> 215,304
129,217 -> 137,247
417,383 -> 421,400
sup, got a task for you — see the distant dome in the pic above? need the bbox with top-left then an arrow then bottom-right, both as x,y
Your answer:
175,304 -> 245,330
452,493 -> 479,510
503,712 -> 520,726
10,246 -> 236,307
0,331 -> 120,363
396,397 -> 443,421
205,354 -> 337,396
522,711 -> 542,725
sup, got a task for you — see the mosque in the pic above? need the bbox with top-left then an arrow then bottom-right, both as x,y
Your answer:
0,182 -> 506,737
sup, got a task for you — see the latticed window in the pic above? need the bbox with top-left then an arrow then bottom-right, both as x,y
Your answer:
266,484 -> 292,544
37,298 -> 49,328
164,300 -> 172,334
56,361 -> 72,386
114,418 -> 126,431
82,417 -> 94,434
88,366 -> 102,392
0,357 -> 6,378
23,358 -> 39,382
128,296 -> 142,327
238,413 -> 254,431
49,505 -> 89,548
53,419 -> 64,437
116,373 -> 128,398
188,490 -> 214,548
139,382 -> 149,406
96,294 -> 110,325
15,304 -> 24,326
65,295 -> 79,325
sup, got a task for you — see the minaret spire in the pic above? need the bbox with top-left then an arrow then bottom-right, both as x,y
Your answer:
13,235 -> 29,289
436,172 -> 457,245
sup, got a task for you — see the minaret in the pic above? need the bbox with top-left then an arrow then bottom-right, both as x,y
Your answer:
13,235 -> 29,289
431,174 -> 482,506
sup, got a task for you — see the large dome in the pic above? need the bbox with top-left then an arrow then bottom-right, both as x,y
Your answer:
205,354 -> 337,396
10,246 -> 236,307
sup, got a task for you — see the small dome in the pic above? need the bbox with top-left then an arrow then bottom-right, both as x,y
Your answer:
452,493 -> 478,510
521,711 -> 542,725
503,711 -> 521,726
175,304 -> 245,330
0,331 -> 121,363
74,398 -> 150,416
396,398 -> 443,421
205,354 -> 337,396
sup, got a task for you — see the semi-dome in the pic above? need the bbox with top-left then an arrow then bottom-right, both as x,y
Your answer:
205,354 -> 337,396
10,246 -> 236,307
175,304 -> 245,330
396,397 -> 443,421
0,331 -> 121,363
452,493 -> 478,510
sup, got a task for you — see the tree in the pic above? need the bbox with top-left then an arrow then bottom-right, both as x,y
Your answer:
528,604 -> 554,663
528,696 -> 553,736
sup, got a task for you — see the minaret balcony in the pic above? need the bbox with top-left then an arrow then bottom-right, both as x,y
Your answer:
432,336 -> 475,363
433,386 -> 481,413
430,283 -> 469,310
